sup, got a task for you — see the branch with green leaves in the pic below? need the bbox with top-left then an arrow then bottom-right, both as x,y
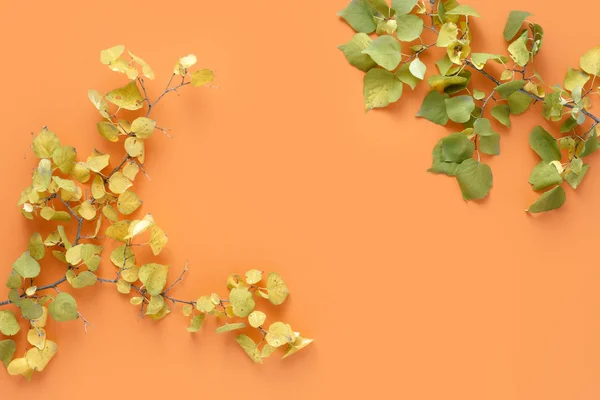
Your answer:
0,46 -> 311,381
338,0 -> 600,213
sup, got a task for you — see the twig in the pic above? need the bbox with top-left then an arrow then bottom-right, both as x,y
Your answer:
163,261 -> 188,295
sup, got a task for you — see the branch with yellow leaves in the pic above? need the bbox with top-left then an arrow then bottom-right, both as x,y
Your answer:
0,46 -> 311,382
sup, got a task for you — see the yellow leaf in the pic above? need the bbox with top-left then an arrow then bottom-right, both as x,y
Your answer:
116,279 -> 131,294
71,162 -> 91,183
97,121 -> 120,142
174,54 -> 197,75
130,297 -> 143,305
282,336 -> 314,359
33,127 -> 60,159
40,207 -> 71,222
25,340 -> 58,372
102,205 -> 119,221
145,295 -> 165,315
149,225 -> 168,255
117,190 -> 142,215
7,358 -> 34,381
110,244 -> 135,269
106,220 -> 131,242
88,89 -> 110,119
235,334 -> 262,364
245,269 -> 263,285
138,263 -> 169,296
131,117 -> 156,139
128,50 -> 155,79
108,172 -> 133,194
191,69 -> 214,87
124,137 -> 145,158
195,296 -> 215,313
86,153 -> 110,173
52,145 -> 76,174
91,175 -> 106,200
182,304 -> 193,317
265,322 -> 294,348
65,244 -> 82,265
27,328 -> 46,350
106,81 -> 144,111
78,200 -> 96,221
248,311 -> 266,328
266,272 -> 289,305
100,45 -> 125,65
125,214 -> 154,239
123,162 -> 139,181
25,286 -> 37,296
187,314 -> 205,332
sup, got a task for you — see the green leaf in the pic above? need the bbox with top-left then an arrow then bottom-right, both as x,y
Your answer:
479,133 -> 501,155
475,119 -> 500,155
338,33 -> 377,72
28,233 -> 45,261
6,270 -> 21,290
559,116 -> 578,134
507,91 -> 533,115
564,68 -> 590,92
527,186 -> 566,213
580,46 -> 600,76
338,0 -> 377,33
19,299 -> 43,320
444,95 -> 475,123
503,11 -> 532,41
235,334 -> 263,364
409,57 -> 426,80
12,252 -> 41,279
49,292 -> 78,322
529,126 -> 561,161
417,91 -> 449,125
391,0 -> 418,15
528,162 -> 563,190
456,159 -> 493,200
0,340 -> 16,368
445,4 -> 480,17
362,35 -> 401,71
565,164 -> 590,189
0,311 -> 20,336
473,89 -> 485,100
396,63 -> 420,89
580,129 -> 598,157
395,14 -> 423,42
429,140 -> 460,176
496,80 -> 526,99
363,68 -> 403,110
436,55 -> 453,75
470,53 -> 509,70
440,133 -> 474,163
529,23 -> 544,56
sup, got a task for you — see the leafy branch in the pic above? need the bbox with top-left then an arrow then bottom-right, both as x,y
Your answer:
0,46 -> 311,381
338,0 -> 600,213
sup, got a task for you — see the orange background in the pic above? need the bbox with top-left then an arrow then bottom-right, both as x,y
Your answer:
1,0 -> 600,399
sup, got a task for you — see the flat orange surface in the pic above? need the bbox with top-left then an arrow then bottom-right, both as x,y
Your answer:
1,0 -> 600,399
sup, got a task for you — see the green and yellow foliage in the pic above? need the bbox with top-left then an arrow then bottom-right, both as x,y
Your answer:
0,46 -> 311,380
338,0 -> 600,212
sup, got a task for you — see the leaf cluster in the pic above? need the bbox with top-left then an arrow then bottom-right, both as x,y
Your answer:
338,0 -> 600,212
1,46 -> 311,380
